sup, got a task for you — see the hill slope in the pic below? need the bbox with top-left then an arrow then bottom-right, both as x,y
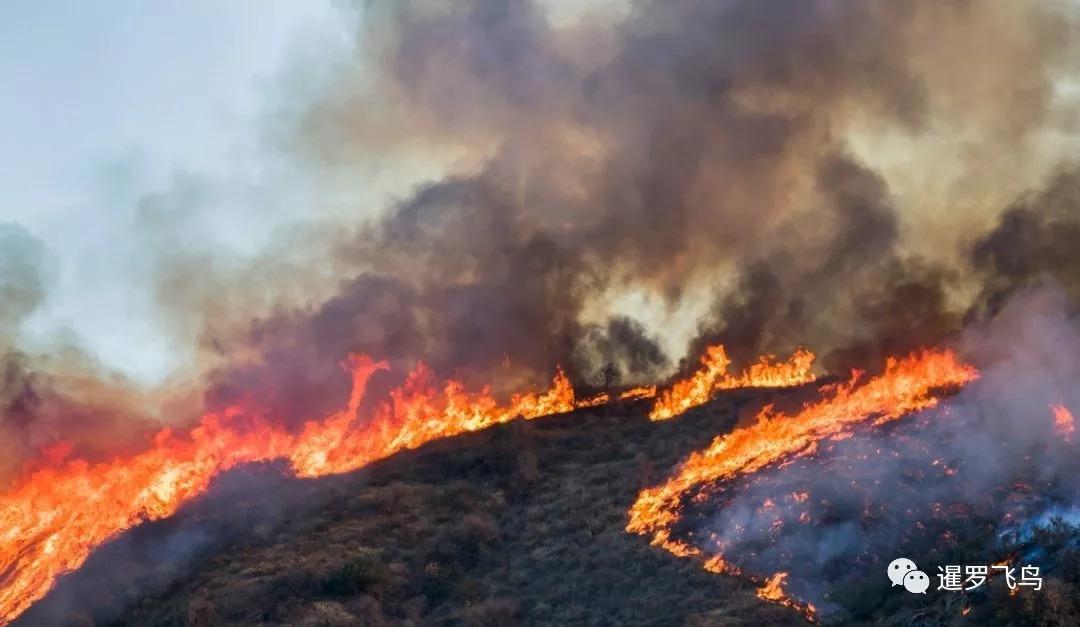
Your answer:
19,389 -> 812,626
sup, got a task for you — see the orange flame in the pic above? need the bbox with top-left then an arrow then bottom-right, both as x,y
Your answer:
627,348 -> 978,614
618,385 -> 657,401
575,392 -> 610,408
0,356 -> 575,624
1051,403 -> 1075,441
756,572 -> 817,619
649,346 -> 816,421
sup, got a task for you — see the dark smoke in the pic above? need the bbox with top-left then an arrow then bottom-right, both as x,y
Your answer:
577,315 -> 668,383
204,0 -> 1077,414
689,154 -> 963,372
972,166 -> 1080,319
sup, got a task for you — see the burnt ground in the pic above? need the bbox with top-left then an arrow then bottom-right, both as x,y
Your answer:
16,384 -> 1080,627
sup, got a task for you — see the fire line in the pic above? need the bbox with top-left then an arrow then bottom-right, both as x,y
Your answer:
0,343 -> 802,624
626,348 -> 979,619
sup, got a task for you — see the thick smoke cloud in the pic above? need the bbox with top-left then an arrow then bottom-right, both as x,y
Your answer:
972,167 -> 1080,317
204,0 -> 1078,416
0,0 -> 1074,469
689,155 -> 963,372
0,224 -> 165,480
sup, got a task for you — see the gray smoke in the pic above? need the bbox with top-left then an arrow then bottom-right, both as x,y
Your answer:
0,223 -> 165,480
203,0 -> 1079,414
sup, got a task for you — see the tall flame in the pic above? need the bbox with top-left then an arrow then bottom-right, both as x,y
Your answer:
649,346 -> 816,421
627,348 -> 978,615
0,356 -> 575,624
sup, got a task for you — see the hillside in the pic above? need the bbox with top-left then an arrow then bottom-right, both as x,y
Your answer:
18,388 -> 812,627
17,379 -> 1079,627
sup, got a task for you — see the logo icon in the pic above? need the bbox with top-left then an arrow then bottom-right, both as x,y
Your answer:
887,557 -> 917,587
888,558 -> 929,594
903,569 -> 930,594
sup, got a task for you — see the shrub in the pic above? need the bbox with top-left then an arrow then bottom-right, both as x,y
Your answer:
321,553 -> 390,597
458,598 -> 519,627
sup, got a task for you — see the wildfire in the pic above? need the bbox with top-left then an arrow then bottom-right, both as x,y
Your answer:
576,392 -> 610,408
0,356 -> 576,624
756,572 -> 817,620
649,346 -> 816,421
0,339 -> 838,624
1051,403 -> 1075,441
627,348 -> 979,616
618,385 -> 657,401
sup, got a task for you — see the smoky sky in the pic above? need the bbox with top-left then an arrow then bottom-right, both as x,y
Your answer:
209,0 -> 1077,414
4,0 -> 1080,453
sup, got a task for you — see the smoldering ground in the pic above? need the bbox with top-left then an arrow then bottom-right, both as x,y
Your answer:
680,286 -> 1080,617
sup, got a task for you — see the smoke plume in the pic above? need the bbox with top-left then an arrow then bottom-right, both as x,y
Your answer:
196,0 -> 1079,418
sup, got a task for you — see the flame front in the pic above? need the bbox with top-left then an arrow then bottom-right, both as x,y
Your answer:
756,572 -> 817,619
648,346 -> 816,421
0,356 -> 576,624
0,342 -> 825,623
618,385 -> 657,401
627,348 -> 979,616
0,344 -> 982,622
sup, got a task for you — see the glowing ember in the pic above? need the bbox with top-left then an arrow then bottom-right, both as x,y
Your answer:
576,392 -> 610,408
627,348 -> 978,615
1051,403 -> 1075,441
0,356 -> 575,624
618,385 -> 657,401
649,346 -> 816,421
